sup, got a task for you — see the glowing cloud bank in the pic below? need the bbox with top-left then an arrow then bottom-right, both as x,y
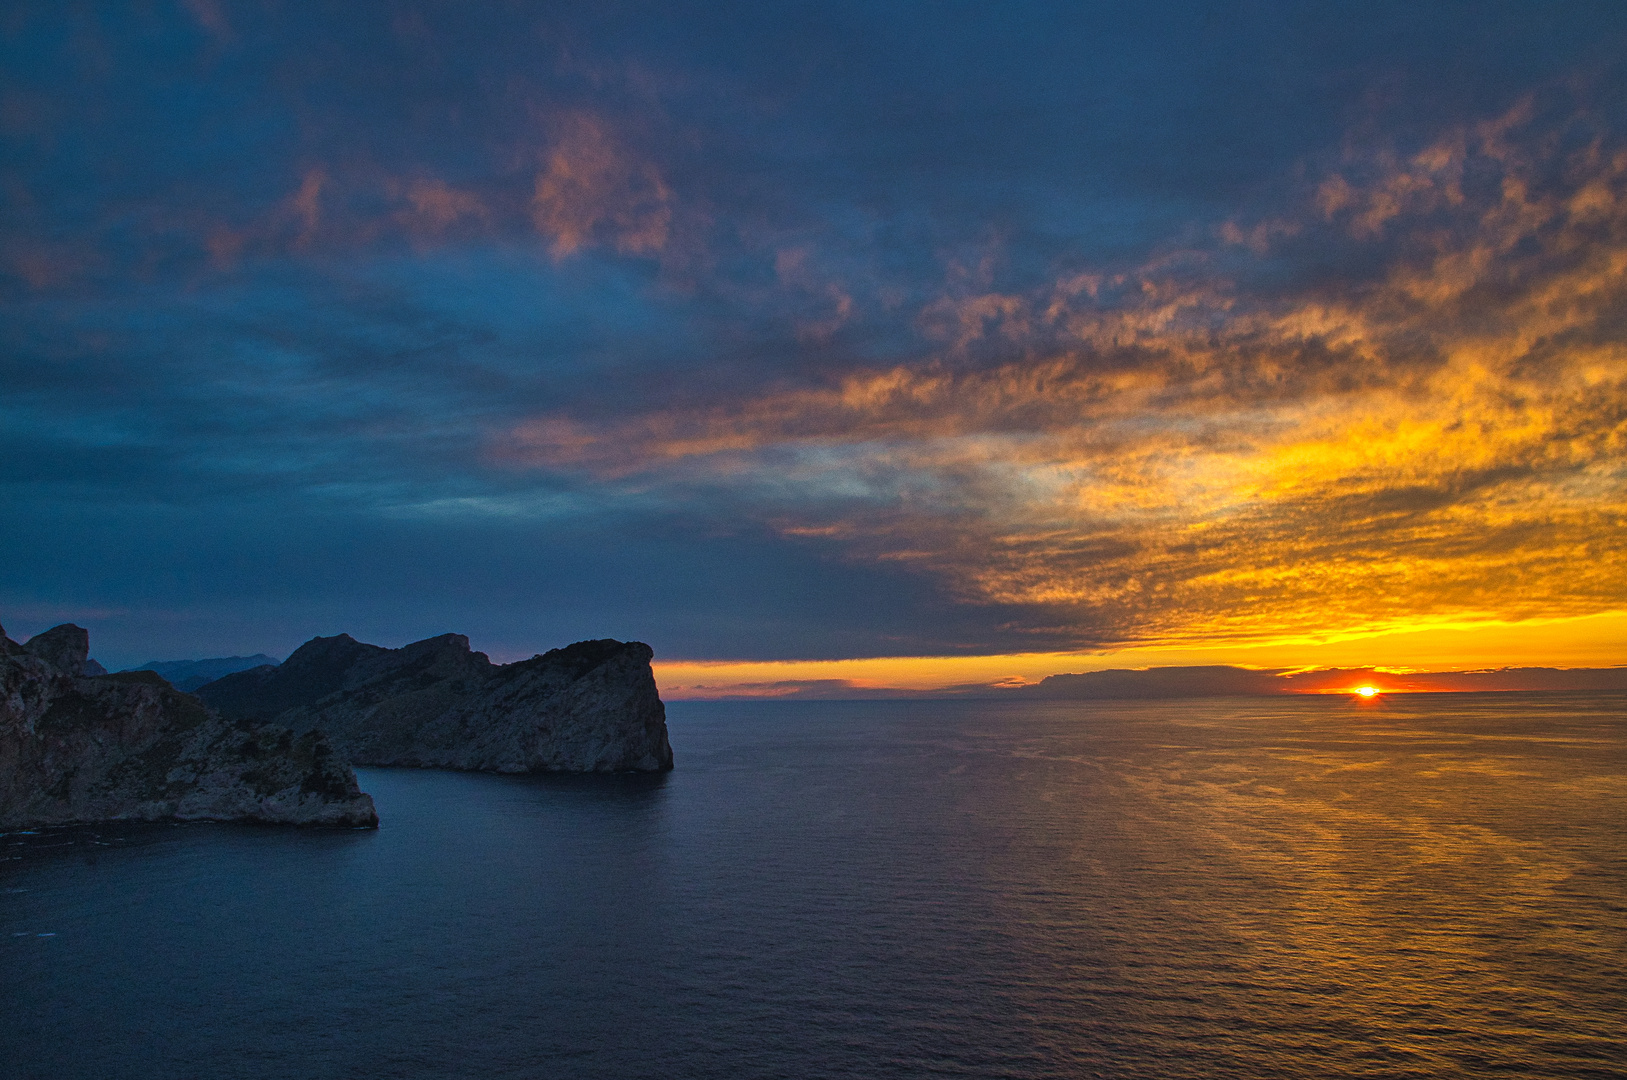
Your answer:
508,101 -> 1627,659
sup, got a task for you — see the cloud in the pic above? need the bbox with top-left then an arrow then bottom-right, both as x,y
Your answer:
4,240 -> 100,290
181,0 -> 232,43
286,167 -> 327,248
501,99 -> 1627,651
775,246 -> 856,342
396,178 -> 488,237
5,4 -> 1626,664
531,111 -> 672,259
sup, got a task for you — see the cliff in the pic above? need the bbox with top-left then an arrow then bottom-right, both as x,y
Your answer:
0,621 -> 378,829
197,633 -> 673,773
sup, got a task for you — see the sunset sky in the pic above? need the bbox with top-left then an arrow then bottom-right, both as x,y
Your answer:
2,2 -> 1625,692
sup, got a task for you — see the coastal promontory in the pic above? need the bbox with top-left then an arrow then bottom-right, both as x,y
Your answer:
196,633 -> 673,773
1,621 -> 378,829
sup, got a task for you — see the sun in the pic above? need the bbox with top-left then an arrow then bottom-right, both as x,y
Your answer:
1354,686 -> 1380,697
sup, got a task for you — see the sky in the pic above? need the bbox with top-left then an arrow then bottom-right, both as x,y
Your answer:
2,1 -> 1625,692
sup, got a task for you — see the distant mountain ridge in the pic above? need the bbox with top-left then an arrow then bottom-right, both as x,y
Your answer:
196,632 -> 673,773
126,655 -> 281,692
1012,664 -> 1627,699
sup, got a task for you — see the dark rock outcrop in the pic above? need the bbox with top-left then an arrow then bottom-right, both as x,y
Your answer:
197,633 -> 673,773
22,623 -> 95,676
1,621 -> 377,830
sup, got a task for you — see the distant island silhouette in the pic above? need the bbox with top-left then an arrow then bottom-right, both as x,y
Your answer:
666,663 -> 1627,700
1010,665 -> 1627,699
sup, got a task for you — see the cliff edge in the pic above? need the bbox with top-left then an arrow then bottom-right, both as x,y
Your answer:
1,621 -> 378,829
197,634 -> 673,774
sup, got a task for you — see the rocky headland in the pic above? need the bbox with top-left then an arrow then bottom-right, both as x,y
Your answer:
196,633 -> 673,774
1,621 -> 378,830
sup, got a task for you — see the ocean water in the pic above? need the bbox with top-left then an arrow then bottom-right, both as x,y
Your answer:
4,693 -> 1624,1079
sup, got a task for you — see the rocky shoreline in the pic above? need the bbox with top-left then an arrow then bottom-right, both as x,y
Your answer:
1,623 -> 378,830
3,619 -> 672,831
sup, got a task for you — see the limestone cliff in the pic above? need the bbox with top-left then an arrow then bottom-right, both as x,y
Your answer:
197,634 -> 673,773
0,621 -> 378,829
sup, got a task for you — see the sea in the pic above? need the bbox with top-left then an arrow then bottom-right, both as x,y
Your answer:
4,693 -> 1624,1079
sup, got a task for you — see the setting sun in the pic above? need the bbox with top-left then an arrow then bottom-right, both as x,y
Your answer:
1355,686 -> 1380,697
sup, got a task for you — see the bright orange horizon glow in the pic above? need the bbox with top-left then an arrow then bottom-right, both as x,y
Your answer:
1355,686 -> 1380,697
652,609 -> 1627,698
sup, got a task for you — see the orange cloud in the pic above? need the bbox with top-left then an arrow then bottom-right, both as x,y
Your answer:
5,240 -> 99,289
394,178 -> 488,239
531,112 -> 671,258
502,101 -> 1627,656
775,246 -> 856,342
286,167 -> 327,249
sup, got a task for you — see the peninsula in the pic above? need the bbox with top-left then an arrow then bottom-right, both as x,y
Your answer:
196,633 -> 673,774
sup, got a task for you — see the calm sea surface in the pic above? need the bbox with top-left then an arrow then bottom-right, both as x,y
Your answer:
4,693 -> 1624,1079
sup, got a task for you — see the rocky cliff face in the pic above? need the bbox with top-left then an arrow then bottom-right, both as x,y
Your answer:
197,634 -> 674,773
1,621 -> 377,829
